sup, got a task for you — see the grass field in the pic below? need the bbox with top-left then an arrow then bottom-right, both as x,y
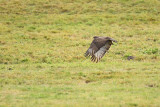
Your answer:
0,0 -> 160,106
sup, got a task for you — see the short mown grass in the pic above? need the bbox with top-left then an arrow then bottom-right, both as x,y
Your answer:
0,0 -> 160,106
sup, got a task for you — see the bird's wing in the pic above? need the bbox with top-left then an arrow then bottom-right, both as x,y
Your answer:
85,37 -> 107,57
91,41 -> 112,62
85,42 -> 99,57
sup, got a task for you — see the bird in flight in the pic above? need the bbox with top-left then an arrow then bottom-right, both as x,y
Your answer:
85,36 -> 117,62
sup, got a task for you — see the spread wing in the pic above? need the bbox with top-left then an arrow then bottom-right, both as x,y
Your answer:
91,41 -> 112,62
84,37 -> 107,57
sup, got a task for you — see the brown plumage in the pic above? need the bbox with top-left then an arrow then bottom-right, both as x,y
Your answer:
85,36 -> 117,62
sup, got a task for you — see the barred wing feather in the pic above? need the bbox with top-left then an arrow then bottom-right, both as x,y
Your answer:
91,43 -> 111,62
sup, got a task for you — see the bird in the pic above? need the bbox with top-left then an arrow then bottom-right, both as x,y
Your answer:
85,36 -> 117,63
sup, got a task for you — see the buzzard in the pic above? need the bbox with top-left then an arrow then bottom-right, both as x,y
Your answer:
85,36 -> 117,62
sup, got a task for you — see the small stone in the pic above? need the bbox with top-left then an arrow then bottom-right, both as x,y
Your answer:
8,68 -> 13,70
127,56 -> 134,60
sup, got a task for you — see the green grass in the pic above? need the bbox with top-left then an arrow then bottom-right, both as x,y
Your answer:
0,0 -> 160,106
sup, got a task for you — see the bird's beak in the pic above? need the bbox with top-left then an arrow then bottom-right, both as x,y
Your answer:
111,40 -> 118,45
112,40 -> 118,43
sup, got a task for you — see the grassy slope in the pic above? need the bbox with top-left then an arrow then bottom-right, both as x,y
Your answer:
0,0 -> 160,106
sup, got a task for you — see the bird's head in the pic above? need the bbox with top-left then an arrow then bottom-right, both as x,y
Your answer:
105,37 -> 118,45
